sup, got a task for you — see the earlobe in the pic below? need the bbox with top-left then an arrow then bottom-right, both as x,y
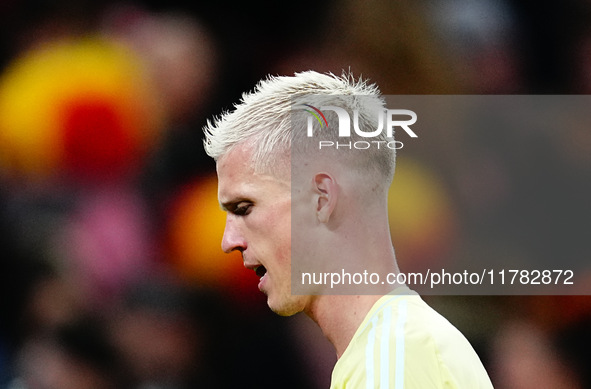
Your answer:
314,173 -> 337,223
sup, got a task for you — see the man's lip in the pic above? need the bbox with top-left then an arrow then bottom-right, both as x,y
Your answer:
258,272 -> 267,291
243,261 -> 260,271
244,262 -> 268,290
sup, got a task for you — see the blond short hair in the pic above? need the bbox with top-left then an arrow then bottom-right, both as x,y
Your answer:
203,70 -> 395,181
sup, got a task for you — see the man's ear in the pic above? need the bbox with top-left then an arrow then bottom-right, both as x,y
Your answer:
314,173 -> 337,223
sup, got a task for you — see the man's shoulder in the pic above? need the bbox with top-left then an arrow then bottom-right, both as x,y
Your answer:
330,289 -> 494,389
372,290 -> 490,375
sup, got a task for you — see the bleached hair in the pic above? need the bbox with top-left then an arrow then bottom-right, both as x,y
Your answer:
203,70 -> 395,180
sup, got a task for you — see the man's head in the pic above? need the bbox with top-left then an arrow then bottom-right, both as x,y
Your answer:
204,71 -> 397,314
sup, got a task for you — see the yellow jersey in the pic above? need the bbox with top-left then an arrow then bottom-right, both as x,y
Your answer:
330,287 -> 494,388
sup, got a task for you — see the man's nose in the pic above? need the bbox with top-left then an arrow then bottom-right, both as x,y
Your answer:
221,215 -> 246,254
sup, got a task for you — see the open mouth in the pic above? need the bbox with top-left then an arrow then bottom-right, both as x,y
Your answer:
255,266 -> 267,278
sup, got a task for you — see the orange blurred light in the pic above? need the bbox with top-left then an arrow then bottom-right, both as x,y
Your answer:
0,36 -> 163,181
166,175 -> 261,300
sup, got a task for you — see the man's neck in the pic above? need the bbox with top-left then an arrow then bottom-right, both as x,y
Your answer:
304,294 -> 383,359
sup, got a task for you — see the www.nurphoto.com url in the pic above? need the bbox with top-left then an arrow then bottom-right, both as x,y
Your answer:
300,269 -> 575,289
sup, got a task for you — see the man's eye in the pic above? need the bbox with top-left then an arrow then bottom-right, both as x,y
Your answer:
234,203 -> 252,216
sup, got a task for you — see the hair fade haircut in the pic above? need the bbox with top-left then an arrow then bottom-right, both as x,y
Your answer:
203,70 -> 396,180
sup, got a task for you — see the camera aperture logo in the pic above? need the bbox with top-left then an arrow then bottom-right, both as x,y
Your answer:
301,104 -> 329,128
298,104 -> 418,150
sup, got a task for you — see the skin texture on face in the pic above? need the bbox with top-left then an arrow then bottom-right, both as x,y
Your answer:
217,142 -> 309,316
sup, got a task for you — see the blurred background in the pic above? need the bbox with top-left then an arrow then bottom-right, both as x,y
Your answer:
0,0 -> 590,388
